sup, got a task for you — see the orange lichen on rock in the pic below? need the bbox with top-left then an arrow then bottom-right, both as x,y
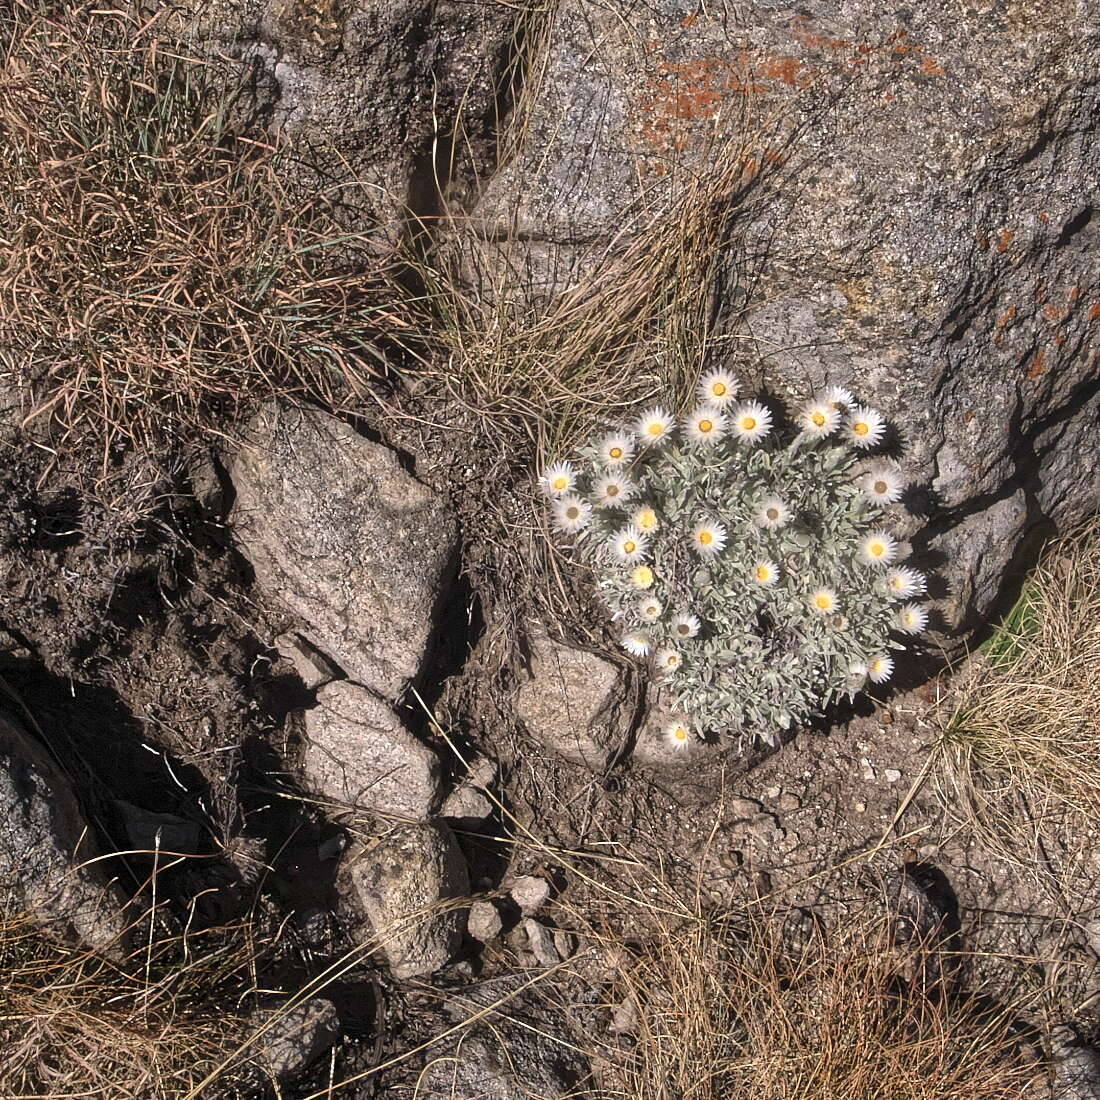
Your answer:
1088,301 -> 1100,321
996,306 -> 1017,327
1026,348 -> 1047,380
996,229 -> 1014,253
762,56 -> 803,85
631,50 -> 812,157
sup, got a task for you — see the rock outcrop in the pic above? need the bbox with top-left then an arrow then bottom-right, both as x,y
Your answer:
176,0 -> 517,234
514,635 -> 628,769
0,710 -> 128,953
229,402 -> 458,699
417,986 -> 591,1099
471,0 -> 1100,633
248,997 -> 341,1084
342,821 -> 468,979
301,680 -> 442,819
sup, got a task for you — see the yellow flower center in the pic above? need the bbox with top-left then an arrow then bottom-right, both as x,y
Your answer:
609,446 -> 623,459
756,565 -> 770,582
854,421 -> 869,436
874,480 -> 888,495
815,594 -> 832,610
742,416 -> 757,431
811,411 -> 826,427
623,540 -> 636,554
698,530 -> 713,546
666,655 -> 678,667
647,422 -> 664,436
566,506 -> 580,519
677,624 -> 690,636
636,509 -> 657,530
766,508 -> 779,522
606,484 -> 620,497
552,476 -> 569,490
631,566 -> 654,588
870,542 -> 884,557
699,419 -> 713,433
712,382 -> 727,397
673,726 -> 688,741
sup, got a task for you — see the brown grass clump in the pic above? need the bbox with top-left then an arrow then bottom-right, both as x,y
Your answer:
416,116 -> 780,460
592,908 -> 1038,1100
934,520 -> 1100,881
0,908 -> 257,1098
0,0 -> 397,469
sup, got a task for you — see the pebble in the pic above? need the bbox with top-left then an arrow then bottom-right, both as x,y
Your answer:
524,919 -> 560,967
854,801 -> 867,814
509,875 -> 551,913
468,900 -> 502,943
884,769 -> 902,784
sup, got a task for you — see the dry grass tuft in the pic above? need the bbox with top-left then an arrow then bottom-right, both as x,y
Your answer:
590,907 -> 1038,1100
0,0 -> 398,471
0,908 -> 257,1098
414,129 -> 776,460
934,520 -> 1100,877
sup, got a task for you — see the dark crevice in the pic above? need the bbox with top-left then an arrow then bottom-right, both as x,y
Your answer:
398,563 -> 485,777
404,2 -> 549,246
911,371 -> 1100,640
0,657 -> 247,922
1056,204 -> 1093,246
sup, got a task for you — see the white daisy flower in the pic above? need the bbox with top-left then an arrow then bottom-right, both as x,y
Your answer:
867,654 -> 895,684
798,401 -> 841,438
691,519 -> 727,558
848,659 -> 869,685
635,406 -> 674,445
597,431 -> 635,466
632,505 -> 659,532
896,603 -> 929,634
637,596 -> 662,622
551,494 -> 591,534
825,385 -> 856,410
621,633 -> 651,658
845,405 -> 886,449
697,369 -> 739,407
753,559 -> 780,587
540,461 -> 576,496
683,406 -> 727,446
858,530 -> 898,567
665,719 -> 693,749
885,566 -> 927,599
593,474 -> 635,508
861,464 -> 905,505
809,587 -> 839,615
630,565 -> 655,590
755,496 -> 790,530
654,648 -> 682,674
730,401 -> 773,444
671,612 -> 701,640
610,525 -> 648,564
